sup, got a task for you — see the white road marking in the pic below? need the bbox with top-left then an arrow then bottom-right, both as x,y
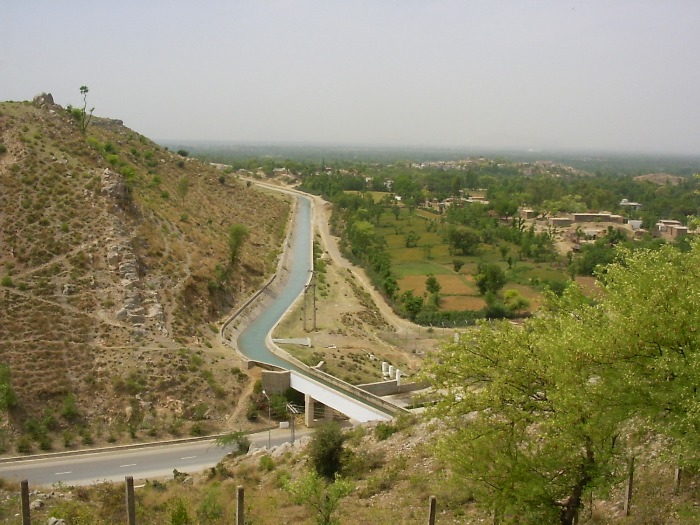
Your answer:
120,464 -> 137,468
55,471 -> 72,475
180,456 -> 197,460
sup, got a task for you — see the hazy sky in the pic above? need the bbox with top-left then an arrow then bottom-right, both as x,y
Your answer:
3,1 -> 699,154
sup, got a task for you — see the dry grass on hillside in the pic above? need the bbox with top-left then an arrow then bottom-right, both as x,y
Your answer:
0,98 -> 290,451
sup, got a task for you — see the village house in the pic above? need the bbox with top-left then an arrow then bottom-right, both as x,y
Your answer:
655,219 -> 690,240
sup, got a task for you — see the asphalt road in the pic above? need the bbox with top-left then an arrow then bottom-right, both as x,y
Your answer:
0,427 -> 310,487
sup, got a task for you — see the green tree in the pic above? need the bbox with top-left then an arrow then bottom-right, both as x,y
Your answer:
452,259 -> 465,273
474,262 -> 507,295
425,297 -> 625,524
598,242 -> 700,462
308,422 -> 345,480
405,230 -> 420,248
446,225 -> 481,256
214,430 -> 250,455
425,274 -> 441,295
502,288 -> 530,313
285,470 -> 353,525
227,224 -> 250,267
77,85 -> 94,133
401,290 -> 424,321
425,241 -> 700,524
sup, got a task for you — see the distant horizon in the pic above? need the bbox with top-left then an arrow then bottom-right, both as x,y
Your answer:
159,138 -> 700,161
4,2 -> 700,158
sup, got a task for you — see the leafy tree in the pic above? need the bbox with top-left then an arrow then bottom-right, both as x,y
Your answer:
214,430 -> 250,455
285,470 -> 353,525
474,262 -> 507,295
308,422 -> 345,480
227,224 -> 249,267
598,242 -> 700,462
502,288 -> 530,312
77,85 -> 94,133
405,230 -> 420,248
425,240 -> 700,524
425,274 -> 441,295
446,225 -> 481,256
452,259 -> 465,273
401,290 -> 424,321
494,197 -> 519,219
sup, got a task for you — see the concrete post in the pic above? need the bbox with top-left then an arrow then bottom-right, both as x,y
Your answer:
125,476 -> 136,525
428,495 -> 437,525
236,485 -> 245,525
624,456 -> 635,516
21,480 -> 30,525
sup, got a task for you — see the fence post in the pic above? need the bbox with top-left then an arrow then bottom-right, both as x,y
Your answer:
125,476 -> 136,525
21,480 -> 30,525
624,456 -> 635,516
236,485 -> 245,525
428,495 -> 437,525
674,467 -> 682,495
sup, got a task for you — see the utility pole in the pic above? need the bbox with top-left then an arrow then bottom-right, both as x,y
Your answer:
262,390 -> 272,449
287,403 -> 299,443
311,270 -> 316,331
303,270 -> 316,332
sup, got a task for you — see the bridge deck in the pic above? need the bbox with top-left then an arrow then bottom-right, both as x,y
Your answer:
289,371 -> 392,423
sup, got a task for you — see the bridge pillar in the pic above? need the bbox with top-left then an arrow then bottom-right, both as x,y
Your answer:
305,394 -> 316,427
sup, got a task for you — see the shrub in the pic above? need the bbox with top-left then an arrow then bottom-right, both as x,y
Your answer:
17,435 -> 32,454
170,498 -> 192,525
259,454 -> 275,472
308,422 -> 345,480
246,401 -> 259,421
341,448 -> 385,479
197,488 -> 223,523
0,364 -> 17,410
374,422 -> 398,441
62,393 -> 80,422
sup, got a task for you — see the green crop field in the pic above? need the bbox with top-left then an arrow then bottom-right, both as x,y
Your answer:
368,205 -> 570,314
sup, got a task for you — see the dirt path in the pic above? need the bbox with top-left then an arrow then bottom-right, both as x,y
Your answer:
226,366 -> 261,429
310,194 -> 452,339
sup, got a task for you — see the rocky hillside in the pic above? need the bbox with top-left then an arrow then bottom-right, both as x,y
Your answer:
0,95 -> 290,451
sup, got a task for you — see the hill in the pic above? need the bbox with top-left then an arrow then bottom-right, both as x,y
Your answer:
0,94 -> 290,451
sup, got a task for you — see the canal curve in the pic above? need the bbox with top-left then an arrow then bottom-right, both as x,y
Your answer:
233,191 -> 400,418
236,194 -> 312,370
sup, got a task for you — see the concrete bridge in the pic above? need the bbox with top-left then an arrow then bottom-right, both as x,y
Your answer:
262,369 -> 394,426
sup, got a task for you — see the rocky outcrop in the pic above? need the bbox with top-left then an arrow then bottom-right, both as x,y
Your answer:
107,239 -> 167,334
32,92 -> 55,107
101,168 -> 129,208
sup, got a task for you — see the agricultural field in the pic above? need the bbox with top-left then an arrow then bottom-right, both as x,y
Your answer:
373,205 -> 570,316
